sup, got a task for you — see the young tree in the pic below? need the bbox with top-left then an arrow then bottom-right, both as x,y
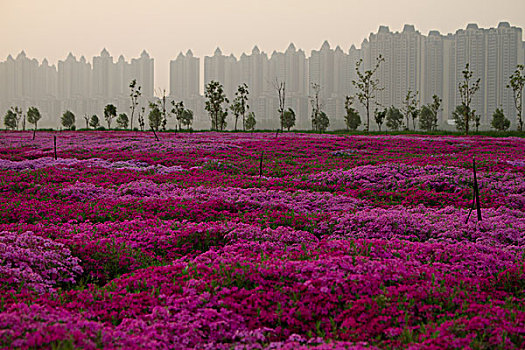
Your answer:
154,89 -> 169,131
507,64 -> 525,132
171,100 -> 185,130
419,95 -> 441,131
148,102 -> 162,141
386,106 -> 403,131
310,83 -> 323,131
458,63 -> 481,135
282,108 -> 296,131
204,81 -> 229,131
316,111 -> 330,133
230,98 -> 243,131
61,110 -> 75,130
148,103 -> 162,131
138,107 -> 146,131
344,96 -> 361,131
8,107 -> 23,130
129,79 -> 141,130
104,104 -> 117,129
116,113 -> 129,129
474,112 -> 481,132
419,105 -> 434,132
27,106 -> 41,140
452,105 -> 470,132
89,115 -> 100,129
401,89 -> 419,130
245,111 -> 256,131
83,114 -> 90,129
4,109 -> 17,130
273,80 -> 286,132
231,83 -> 249,131
374,108 -> 387,132
180,108 -> 194,130
352,55 -> 385,132
491,108 -> 510,131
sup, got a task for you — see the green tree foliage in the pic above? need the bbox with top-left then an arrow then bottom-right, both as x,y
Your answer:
61,110 -> 75,130
245,111 -> 256,131
474,112 -> 481,132
157,90 -> 168,131
116,113 -> 129,129
344,96 -> 361,131
171,100 -> 185,130
452,105 -> 473,132
419,95 -> 442,132
27,106 -> 41,139
180,109 -> 193,130
231,83 -> 249,131
458,63 -> 481,135
5,107 -> 23,130
491,108 -> 510,131
419,105 -> 434,132
374,108 -> 386,132
402,89 -> 419,130
386,106 -> 403,131
148,103 -> 162,131
282,108 -> 296,131
204,80 -> 229,131
104,104 -> 117,129
314,111 -> 330,133
4,109 -> 17,130
310,83 -> 329,132
89,115 -> 100,129
352,55 -> 384,132
230,98 -> 243,131
137,107 -> 146,131
129,79 -> 141,130
507,64 -> 525,132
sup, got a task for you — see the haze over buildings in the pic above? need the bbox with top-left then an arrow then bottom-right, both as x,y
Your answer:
1,22 -> 524,130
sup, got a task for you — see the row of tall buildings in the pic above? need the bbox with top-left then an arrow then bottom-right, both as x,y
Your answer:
2,22 -> 525,130
0,50 -> 154,129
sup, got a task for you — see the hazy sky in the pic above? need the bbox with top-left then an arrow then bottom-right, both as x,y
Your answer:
2,0 -> 525,93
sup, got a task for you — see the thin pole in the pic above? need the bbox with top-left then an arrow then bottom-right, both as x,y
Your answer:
54,135 -> 57,160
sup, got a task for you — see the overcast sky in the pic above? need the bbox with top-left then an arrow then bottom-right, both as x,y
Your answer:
2,0 -> 525,92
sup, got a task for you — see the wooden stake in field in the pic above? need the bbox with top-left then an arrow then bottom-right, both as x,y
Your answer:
54,135 -> 57,160
466,157 -> 482,223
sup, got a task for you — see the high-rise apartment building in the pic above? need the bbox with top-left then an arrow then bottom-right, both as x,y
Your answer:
239,46 -> 268,98
170,50 -> 199,99
204,48 -> 240,100
58,53 -> 91,99
365,25 -> 423,111
131,50 -> 154,98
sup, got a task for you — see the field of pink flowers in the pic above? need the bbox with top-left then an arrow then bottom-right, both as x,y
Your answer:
0,131 -> 524,349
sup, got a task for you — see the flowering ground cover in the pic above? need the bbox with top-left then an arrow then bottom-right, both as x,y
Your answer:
0,131 -> 524,349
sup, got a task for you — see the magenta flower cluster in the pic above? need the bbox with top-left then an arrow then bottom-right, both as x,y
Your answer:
0,131 -> 524,349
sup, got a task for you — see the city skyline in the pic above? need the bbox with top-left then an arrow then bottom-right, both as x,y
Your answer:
1,22 -> 524,131
2,0 -> 525,91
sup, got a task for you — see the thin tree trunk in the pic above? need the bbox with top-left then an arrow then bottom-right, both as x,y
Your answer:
152,127 -> 159,141
366,100 -> 370,132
